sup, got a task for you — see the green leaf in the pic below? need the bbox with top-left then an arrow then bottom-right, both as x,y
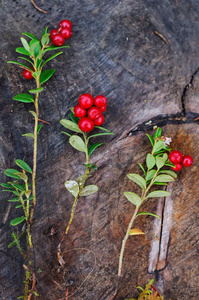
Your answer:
163,153 -> 168,161
153,182 -> 167,185
153,141 -> 165,153
145,169 -> 156,181
146,153 -> 156,170
29,87 -> 44,94
22,32 -> 39,40
11,183 -> 25,192
41,52 -> 63,67
69,112 -> 79,124
15,159 -> 32,174
13,93 -> 34,103
10,216 -> 26,226
2,189 -> 19,196
88,132 -> 114,140
69,135 -> 87,153
156,156 -> 165,169
15,204 -> 23,208
4,169 -> 21,179
95,126 -> 113,132
29,40 -> 40,56
7,61 -> 32,71
16,172 -> 28,182
60,119 -> 82,133
0,183 -> 15,189
42,27 -> 48,36
137,212 -> 160,219
76,174 -> 90,187
20,37 -> 30,51
138,163 -> 146,176
88,143 -> 103,157
61,131 -> 72,137
64,180 -> 79,197
41,33 -> 50,47
16,47 -> 30,56
159,170 -> 177,179
29,110 -> 38,120
37,124 -> 42,134
34,43 -> 40,58
79,185 -> 98,196
127,173 -> 146,190
154,127 -> 162,139
36,59 -> 42,69
123,192 -> 142,207
154,175 -> 175,183
147,190 -> 171,198
165,161 -> 176,167
8,198 -> 20,202
18,56 -> 34,66
40,69 -> 55,85
146,134 -> 154,146
22,133 -> 35,139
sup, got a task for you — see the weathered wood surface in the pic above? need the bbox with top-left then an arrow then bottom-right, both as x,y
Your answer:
0,0 -> 199,299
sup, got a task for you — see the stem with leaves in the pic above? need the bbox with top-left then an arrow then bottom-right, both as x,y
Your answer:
2,27 -> 70,300
110,127 -> 177,300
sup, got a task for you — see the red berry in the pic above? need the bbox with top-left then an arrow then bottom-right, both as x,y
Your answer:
59,19 -> 72,30
50,29 -> 58,40
99,105 -> 107,113
74,104 -> 86,118
94,114 -> 105,126
94,95 -> 107,107
78,93 -> 94,109
182,155 -> 193,167
51,34 -> 65,46
60,28 -> 72,39
87,106 -> 102,120
172,164 -> 182,171
169,150 -> 183,164
78,117 -> 94,132
23,69 -> 33,79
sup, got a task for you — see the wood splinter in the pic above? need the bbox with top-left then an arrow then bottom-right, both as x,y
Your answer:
154,30 -> 169,44
31,0 -> 47,14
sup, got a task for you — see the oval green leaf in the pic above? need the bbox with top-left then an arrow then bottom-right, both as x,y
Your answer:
156,156 -> 165,169
155,174 -> 175,183
15,159 -> 32,174
79,185 -> 98,197
127,173 -> 146,190
40,69 -> 55,85
146,134 -> 154,146
0,183 -> 14,189
146,153 -> 155,170
7,61 -> 32,71
123,192 -> 142,207
65,180 -> 79,198
29,87 -> 44,94
13,93 -> 34,103
16,172 -> 28,182
145,169 -> 156,181
69,135 -> 87,153
159,170 -> 177,178
60,119 -> 82,133
10,216 -> 26,226
147,190 -> 171,198
16,47 -> 30,56
136,212 -> 160,219
20,37 -> 30,51
88,143 -> 103,157
4,169 -> 21,179
153,141 -> 165,153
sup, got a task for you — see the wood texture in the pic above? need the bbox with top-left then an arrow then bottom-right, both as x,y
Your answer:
0,0 -> 199,299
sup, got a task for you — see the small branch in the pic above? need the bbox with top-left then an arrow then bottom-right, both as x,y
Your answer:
38,118 -> 50,125
30,0 -> 47,14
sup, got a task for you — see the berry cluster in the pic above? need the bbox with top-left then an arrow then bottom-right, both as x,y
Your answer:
74,93 -> 107,132
50,19 -> 72,47
169,150 -> 193,171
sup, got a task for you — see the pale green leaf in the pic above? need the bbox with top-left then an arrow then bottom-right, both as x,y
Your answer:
29,110 -> 38,120
146,153 -> 155,170
29,87 -> 44,94
69,135 -> 87,153
22,133 -> 35,139
127,173 -> 146,190
123,192 -> 142,207
20,37 -> 30,51
15,172 -> 28,182
65,180 -> 79,198
60,119 -> 82,133
145,169 -> 156,181
79,185 -> 98,196
155,174 -> 175,183
156,156 -> 165,169
153,141 -> 165,153
159,170 -> 177,178
147,190 -> 171,198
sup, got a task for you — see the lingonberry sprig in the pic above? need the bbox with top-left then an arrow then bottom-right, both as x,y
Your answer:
57,92 -> 113,267
110,127 -> 187,300
1,23 -> 71,299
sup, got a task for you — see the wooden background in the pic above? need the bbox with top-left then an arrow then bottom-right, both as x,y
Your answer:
0,0 -> 199,299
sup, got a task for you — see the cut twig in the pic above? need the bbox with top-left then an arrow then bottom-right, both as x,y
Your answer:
31,0 -> 47,14
154,30 -> 168,44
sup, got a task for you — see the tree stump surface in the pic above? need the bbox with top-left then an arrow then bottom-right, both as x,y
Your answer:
0,1 -> 199,299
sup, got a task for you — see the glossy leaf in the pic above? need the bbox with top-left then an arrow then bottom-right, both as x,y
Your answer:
42,27 -> 48,36
18,56 -> 34,66
88,132 -> 114,140
65,180 -> 79,198
15,204 -> 23,208
0,183 -> 14,189
165,161 -> 176,168
88,143 -> 103,157
13,93 -> 34,103
37,124 -> 42,134
15,159 -> 32,174
146,153 -> 155,170
146,134 -> 154,146
137,212 -> 160,219
20,37 -> 30,51
16,47 -> 30,56
147,190 -> 171,198
2,189 -> 19,196
34,43 -> 40,58
79,185 -> 98,197
22,133 -> 35,139
69,112 -> 79,124
10,216 -> 26,226
41,34 -> 50,47
127,173 -> 146,190
8,198 -> 20,202
69,135 -> 87,153
4,169 -> 21,179
156,156 -> 165,169
153,141 -> 165,153
154,127 -> 162,139
22,32 -> 39,40
36,59 -> 42,69
29,40 -> 40,56
155,174 -> 175,183
145,169 -> 156,181
60,119 -> 82,133
29,87 -> 44,94
153,182 -> 167,186
124,192 -> 141,207
42,52 -> 63,66
40,69 -> 55,85
11,183 -> 25,192
129,228 -> 145,236
7,61 -> 32,71
159,170 -> 177,179
138,163 -> 146,176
